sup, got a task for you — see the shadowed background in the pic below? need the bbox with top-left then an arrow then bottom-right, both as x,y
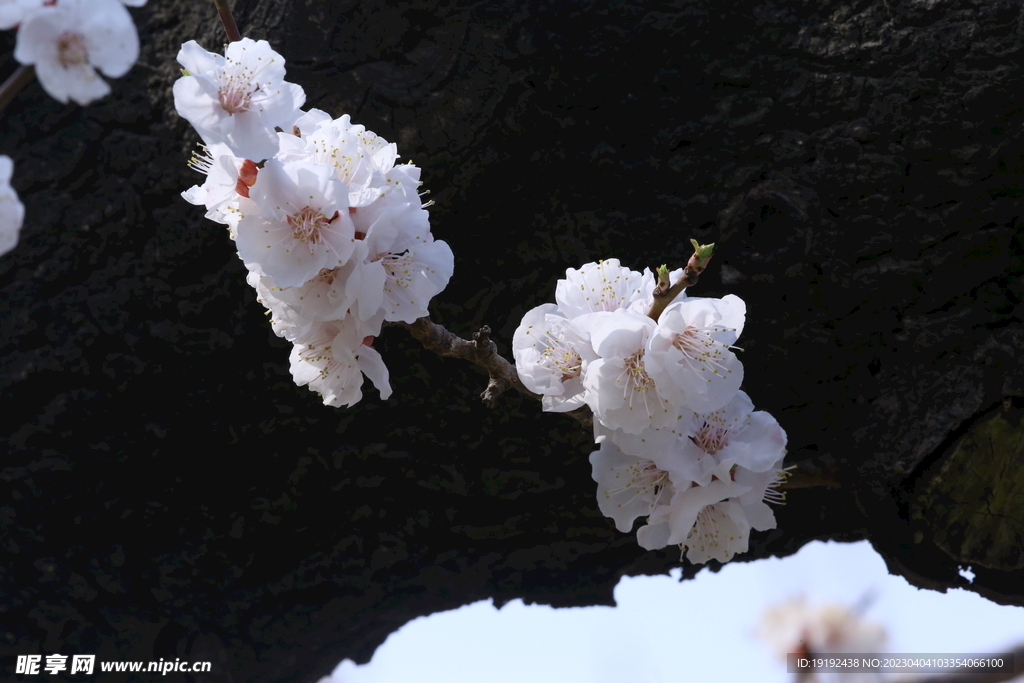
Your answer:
1,0 -> 1023,681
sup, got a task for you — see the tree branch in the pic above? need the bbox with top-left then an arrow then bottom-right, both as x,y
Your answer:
0,65 -> 35,116
212,0 -> 242,43
647,240 -> 715,321
395,317 -> 593,429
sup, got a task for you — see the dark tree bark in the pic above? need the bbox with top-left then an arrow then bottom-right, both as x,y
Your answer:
1,0 -> 1022,681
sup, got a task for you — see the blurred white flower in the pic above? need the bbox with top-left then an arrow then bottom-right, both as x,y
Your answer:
0,155 -> 24,257
13,0 -> 139,106
758,596 -> 887,660
0,0 -> 43,30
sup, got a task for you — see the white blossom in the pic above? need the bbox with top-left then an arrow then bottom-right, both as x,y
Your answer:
575,308 -> 676,434
679,454 -> 787,564
173,38 -> 305,161
181,142 -> 248,228
345,191 -> 453,326
234,159 -> 357,288
589,435 -> 678,534
288,318 -> 391,408
645,294 -> 745,414
277,111 -> 401,208
555,259 -> 652,318
607,414 -> 719,487
683,390 -> 788,478
0,155 -> 24,258
679,500 -> 754,564
13,0 -> 139,106
640,477 -> 748,550
512,303 -> 596,412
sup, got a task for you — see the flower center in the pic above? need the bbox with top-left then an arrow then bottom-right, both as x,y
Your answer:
380,251 -> 414,293
606,459 -> 671,511
216,55 -> 266,114
57,32 -> 88,68
311,268 -> 338,286
287,206 -> 331,245
636,459 -> 670,499
623,349 -> 655,391
671,325 -> 737,377
218,85 -> 253,114
691,420 -> 730,454
541,341 -> 582,382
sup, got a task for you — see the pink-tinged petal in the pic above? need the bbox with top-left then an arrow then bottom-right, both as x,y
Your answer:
356,344 -> 392,400
173,76 -> 231,141
715,410 -> 787,474
176,40 -> 223,75
556,259 -> 648,317
226,108 -> 281,162
240,160 -> 355,285
513,304 -> 580,397
636,520 -> 671,551
657,478 -> 749,546
379,240 -> 454,323
256,81 -> 306,129
590,439 -> 675,534
682,501 -> 752,564
346,258 -> 386,322
224,38 -> 287,84
741,500 -> 776,531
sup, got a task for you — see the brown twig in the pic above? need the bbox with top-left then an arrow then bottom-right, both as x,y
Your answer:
0,65 -> 35,116
396,317 -> 593,429
212,0 -> 243,43
647,240 -> 715,321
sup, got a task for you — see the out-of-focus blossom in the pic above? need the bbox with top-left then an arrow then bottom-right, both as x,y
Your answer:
13,0 -> 139,106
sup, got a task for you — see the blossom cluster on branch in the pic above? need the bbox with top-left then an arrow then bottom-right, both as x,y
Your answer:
173,38 -> 454,407
513,259 -> 789,564
2,0 -> 143,105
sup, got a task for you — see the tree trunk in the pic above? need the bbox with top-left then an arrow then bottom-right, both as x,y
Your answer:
1,0 -> 1022,681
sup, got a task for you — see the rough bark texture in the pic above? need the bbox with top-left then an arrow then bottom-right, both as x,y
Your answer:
1,0 -> 1023,681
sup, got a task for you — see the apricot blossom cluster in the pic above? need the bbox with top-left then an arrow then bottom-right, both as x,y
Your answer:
513,259 -> 788,564
173,38 -> 453,407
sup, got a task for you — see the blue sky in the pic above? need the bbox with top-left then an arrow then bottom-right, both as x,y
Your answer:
322,540 -> 1024,683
